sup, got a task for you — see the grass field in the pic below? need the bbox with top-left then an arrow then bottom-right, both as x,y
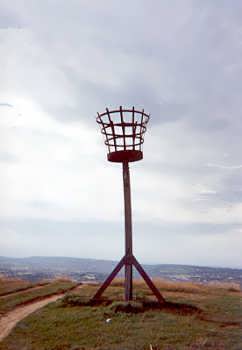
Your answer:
0,279 -> 241,350
0,279 -> 77,316
0,278 -> 49,297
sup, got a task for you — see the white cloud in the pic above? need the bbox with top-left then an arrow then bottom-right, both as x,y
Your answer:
207,163 -> 242,170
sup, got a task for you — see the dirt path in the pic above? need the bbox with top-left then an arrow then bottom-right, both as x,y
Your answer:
0,290 -> 72,341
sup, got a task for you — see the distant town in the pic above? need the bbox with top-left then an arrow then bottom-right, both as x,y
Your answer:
0,256 -> 241,287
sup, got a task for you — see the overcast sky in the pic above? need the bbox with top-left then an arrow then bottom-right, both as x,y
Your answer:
0,1 -> 242,268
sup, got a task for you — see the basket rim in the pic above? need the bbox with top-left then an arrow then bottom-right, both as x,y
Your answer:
97,106 -> 150,119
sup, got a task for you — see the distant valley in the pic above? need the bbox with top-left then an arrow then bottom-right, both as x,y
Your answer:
0,256 -> 241,286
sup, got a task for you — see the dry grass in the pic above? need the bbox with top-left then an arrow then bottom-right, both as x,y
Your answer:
207,281 -> 241,292
0,278 -> 31,296
111,277 -> 241,294
0,278 -> 50,297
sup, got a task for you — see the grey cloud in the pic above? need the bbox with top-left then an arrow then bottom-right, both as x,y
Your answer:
197,190 -> 242,205
0,4 -> 24,29
0,103 -> 13,108
44,67 -> 187,125
0,152 -> 18,162
207,163 -> 242,170
0,218 -> 241,268
3,1 -> 242,132
26,200 -> 59,210
0,217 -> 239,239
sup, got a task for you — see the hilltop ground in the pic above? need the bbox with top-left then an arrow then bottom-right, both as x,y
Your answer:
0,278 -> 241,350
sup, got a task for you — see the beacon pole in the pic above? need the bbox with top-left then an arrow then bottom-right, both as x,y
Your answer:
123,161 -> 133,301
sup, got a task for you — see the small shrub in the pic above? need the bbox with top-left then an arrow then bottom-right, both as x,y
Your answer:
108,301 -> 144,313
61,294 -> 91,307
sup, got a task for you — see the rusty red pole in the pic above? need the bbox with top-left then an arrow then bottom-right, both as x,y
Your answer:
123,161 -> 133,301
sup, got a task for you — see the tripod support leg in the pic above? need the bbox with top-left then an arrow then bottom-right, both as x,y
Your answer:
92,254 -> 165,304
92,256 -> 125,300
132,255 -> 165,304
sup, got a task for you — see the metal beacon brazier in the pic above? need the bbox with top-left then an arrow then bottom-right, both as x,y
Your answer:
93,106 -> 165,303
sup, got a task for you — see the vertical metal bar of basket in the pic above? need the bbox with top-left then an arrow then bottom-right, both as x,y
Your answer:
97,112 -> 110,154
123,161 -> 133,301
106,108 -> 117,152
140,109 -> 144,151
120,106 -> 126,150
132,106 -> 135,150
